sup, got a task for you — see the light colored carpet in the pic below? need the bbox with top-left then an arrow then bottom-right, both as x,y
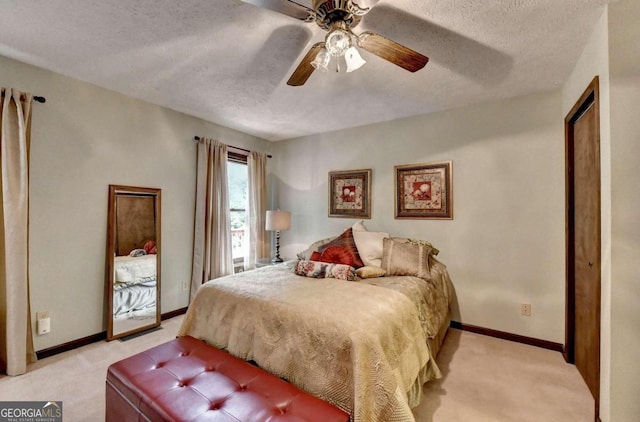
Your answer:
0,316 -> 593,421
413,329 -> 594,421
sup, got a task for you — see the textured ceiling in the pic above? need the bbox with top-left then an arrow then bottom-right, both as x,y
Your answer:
0,0 -> 609,141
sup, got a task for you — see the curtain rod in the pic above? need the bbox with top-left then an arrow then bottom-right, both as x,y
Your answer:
0,93 -> 46,103
193,136 -> 272,158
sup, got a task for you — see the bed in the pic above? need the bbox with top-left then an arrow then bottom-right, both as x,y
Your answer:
112,254 -> 157,318
178,251 -> 453,422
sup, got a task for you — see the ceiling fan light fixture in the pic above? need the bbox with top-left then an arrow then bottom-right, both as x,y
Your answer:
325,28 -> 352,57
345,46 -> 366,72
272,0 -> 429,86
310,47 -> 331,72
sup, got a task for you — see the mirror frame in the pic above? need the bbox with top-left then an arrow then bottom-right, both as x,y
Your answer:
106,184 -> 161,341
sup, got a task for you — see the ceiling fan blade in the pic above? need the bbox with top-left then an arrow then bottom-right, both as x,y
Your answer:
287,42 -> 325,86
241,0 -> 315,22
358,31 -> 429,72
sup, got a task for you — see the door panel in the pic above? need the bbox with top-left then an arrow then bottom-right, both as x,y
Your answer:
572,101 -> 600,400
565,76 -> 601,420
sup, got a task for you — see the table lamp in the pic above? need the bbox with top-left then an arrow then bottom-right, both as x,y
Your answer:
265,210 -> 291,263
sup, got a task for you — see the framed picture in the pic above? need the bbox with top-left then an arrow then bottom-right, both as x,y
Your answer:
395,161 -> 453,219
328,169 -> 372,218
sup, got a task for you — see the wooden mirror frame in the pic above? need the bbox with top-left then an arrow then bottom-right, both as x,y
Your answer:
106,185 -> 161,341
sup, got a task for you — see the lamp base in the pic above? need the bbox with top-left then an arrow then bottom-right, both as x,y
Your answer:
272,230 -> 283,264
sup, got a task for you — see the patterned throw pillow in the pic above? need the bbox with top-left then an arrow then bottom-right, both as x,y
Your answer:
318,228 -> 364,268
294,260 -> 357,281
319,245 -> 355,266
381,237 -> 439,280
129,249 -> 147,257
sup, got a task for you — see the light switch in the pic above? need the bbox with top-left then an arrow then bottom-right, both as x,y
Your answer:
37,317 -> 51,335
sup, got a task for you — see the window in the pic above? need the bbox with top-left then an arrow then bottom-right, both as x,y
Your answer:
227,154 -> 248,273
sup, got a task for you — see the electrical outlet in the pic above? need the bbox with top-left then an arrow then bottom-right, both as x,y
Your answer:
182,280 -> 189,291
521,304 -> 532,316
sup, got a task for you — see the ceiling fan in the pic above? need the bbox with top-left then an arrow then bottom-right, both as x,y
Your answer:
241,0 -> 429,86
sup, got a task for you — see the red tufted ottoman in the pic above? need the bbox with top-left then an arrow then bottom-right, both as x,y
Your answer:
106,335 -> 349,422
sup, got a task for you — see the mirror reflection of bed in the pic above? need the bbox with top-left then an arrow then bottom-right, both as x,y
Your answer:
106,185 -> 161,340
112,242 -> 157,335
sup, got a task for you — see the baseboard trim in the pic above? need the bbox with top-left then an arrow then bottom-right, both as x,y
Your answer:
450,321 -> 564,353
35,307 -> 189,360
161,306 -> 188,321
36,331 -> 107,360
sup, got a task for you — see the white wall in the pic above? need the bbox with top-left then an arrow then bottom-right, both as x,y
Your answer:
273,90 -> 566,343
0,54 -> 270,351
608,1 -> 640,421
561,7 -> 612,420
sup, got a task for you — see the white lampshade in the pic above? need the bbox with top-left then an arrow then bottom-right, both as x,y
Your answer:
265,210 -> 291,231
345,46 -> 366,73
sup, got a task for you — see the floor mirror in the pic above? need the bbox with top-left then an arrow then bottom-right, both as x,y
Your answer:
106,185 -> 161,340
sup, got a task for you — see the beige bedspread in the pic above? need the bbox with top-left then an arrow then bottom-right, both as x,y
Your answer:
178,258 -> 452,422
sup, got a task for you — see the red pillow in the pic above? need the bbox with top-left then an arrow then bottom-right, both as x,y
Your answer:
310,251 -> 322,261
143,240 -> 157,254
319,246 -> 354,266
318,228 -> 364,268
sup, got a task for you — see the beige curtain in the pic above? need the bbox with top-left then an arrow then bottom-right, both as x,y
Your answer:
245,152 -> 269,270
0,87 -> 36,376
190,138 -> 233,301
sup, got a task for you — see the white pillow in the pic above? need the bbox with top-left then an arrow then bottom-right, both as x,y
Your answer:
352,220 -> 367,231
353,230 -> 389,267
